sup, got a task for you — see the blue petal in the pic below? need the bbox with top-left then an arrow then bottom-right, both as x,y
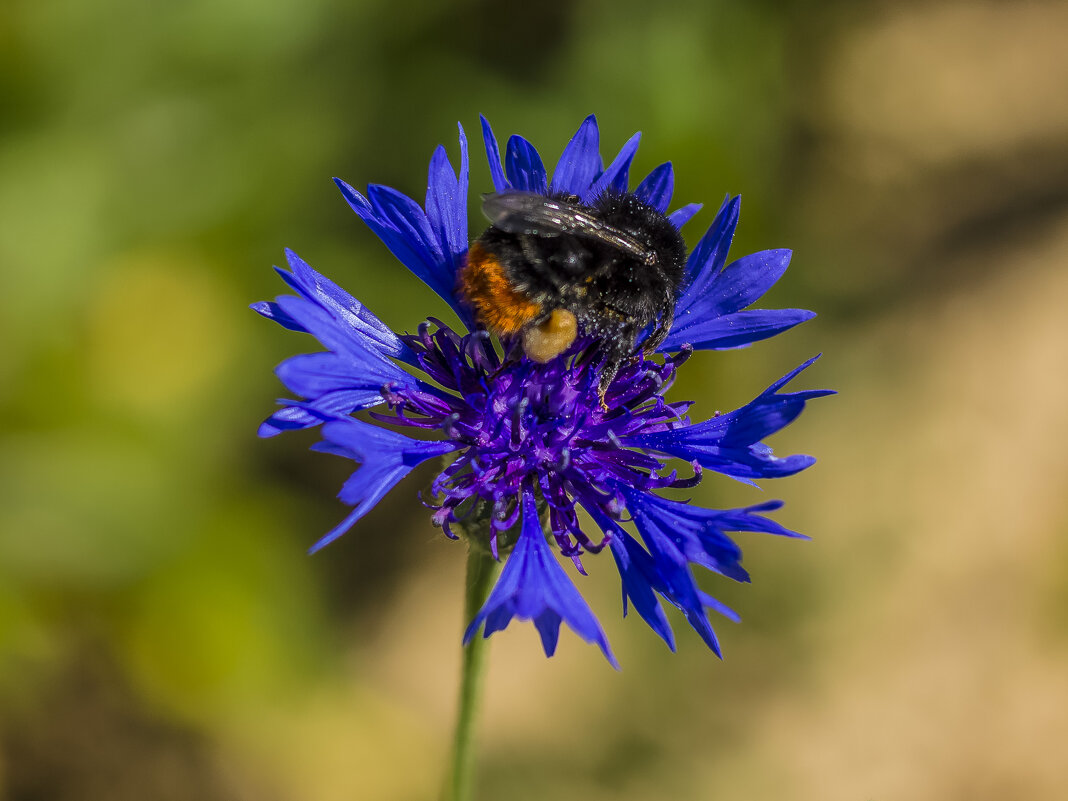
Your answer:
335,178 -> 447,300
273,352 -> 407,406
258,389 -> 389,438
505,135 -> 548,194
662,246 -> 814,351
552,114 -> 602,196
264,250 -> 409,358
661,308 -> 817,352
425,123 -> 469,278
704,248 -> 794,317
678,195 -> 739,304
308,420 -> 460,552
583,502 -> 675,650
334,125 -> 473,324
706,356 -> 834,445
626,357 -> 834,480
625,493 -> 807,580
273,299 -> 400,369
258,404 -> 325,437
624,490 -> 749,583
622,491 -> 727,655
254,252 -> 427,436
479,115 -> 509,192
697,592 -> 741,624
668,203 -> 702,228
583,132 -> 641,202
251,300 -> 304,332
707,500 -> 809,540
367,184 -> 443,267
464,489 -> 617,667
609,531 -> 677,649
662,197 -> 817,353
634,162 -> 673,212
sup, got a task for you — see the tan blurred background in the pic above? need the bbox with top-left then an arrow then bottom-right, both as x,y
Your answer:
2,1 -> 1067,799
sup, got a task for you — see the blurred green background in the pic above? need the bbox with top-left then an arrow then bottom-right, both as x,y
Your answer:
2,0 -> 1067,799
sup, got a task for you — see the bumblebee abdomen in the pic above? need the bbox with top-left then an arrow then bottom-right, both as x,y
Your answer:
457,240 -> 542,335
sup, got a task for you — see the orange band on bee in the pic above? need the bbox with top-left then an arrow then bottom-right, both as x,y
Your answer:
458,242 -> 542,335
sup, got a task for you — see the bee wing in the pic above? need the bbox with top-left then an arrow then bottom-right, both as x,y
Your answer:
482,191 -> 654,263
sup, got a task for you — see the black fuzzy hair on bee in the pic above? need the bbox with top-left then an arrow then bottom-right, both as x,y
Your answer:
458,190 -> 687,399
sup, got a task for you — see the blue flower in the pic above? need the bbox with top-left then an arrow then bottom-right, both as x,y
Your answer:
254,116 -> 832,665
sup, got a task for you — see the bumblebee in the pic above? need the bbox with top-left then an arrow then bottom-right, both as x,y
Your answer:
458,190 -> 688,397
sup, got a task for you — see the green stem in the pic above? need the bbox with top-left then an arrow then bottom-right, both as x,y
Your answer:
443,546 -> 499,801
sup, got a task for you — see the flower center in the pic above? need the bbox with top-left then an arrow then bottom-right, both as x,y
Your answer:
386,320 -> 701,557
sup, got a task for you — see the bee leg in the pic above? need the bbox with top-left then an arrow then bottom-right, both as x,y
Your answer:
595,330 -> 634,409
642,318 -> 670,354
597,363 -> 620,410
642,293 -> 676,354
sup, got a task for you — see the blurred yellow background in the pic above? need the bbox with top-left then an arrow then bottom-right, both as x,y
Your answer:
2,1 -> 1067,799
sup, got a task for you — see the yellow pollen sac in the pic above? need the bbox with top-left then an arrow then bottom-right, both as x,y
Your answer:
521,309 -> 578,363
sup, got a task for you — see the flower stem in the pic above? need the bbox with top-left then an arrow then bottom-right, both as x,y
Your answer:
443,545 -> 499,801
